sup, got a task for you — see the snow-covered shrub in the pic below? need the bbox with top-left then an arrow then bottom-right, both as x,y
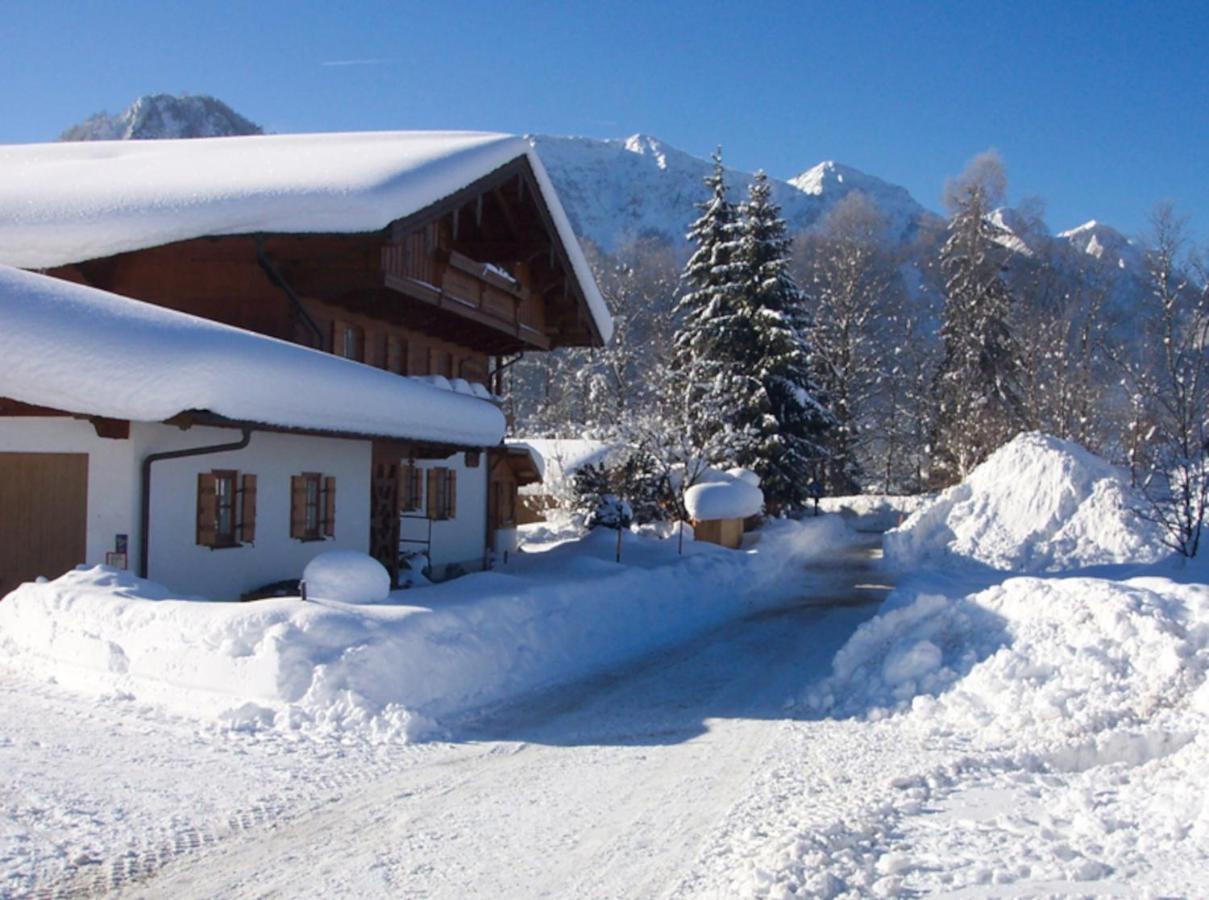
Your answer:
302,551 -> 391,605
589,494 -> 633,530
573,447 -> 674,525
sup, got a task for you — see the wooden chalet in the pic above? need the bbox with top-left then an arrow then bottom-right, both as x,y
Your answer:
0,132 -> 606,598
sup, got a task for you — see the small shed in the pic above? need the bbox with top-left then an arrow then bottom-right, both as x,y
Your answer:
684,469 -> 764,549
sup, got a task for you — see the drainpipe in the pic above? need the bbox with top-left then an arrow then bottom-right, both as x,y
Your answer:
255,237 -> 325,350
139,428 -> 253,579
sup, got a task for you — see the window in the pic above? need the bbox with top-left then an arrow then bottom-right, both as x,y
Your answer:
332,320 -> 364,362
384,335 -> 408,375
197,470 -> 256,548
428,347 -> 454,379
399,463 -> 422,512
464,450 -> 480,468
291,473 -> 335,540
426,467 -> 457,520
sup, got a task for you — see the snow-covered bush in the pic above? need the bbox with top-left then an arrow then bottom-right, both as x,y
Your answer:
589,494 -> 633,530
302,551 -> 391,605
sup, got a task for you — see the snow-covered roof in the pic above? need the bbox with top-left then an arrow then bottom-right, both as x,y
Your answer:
0,265 -> 506,447
519,438 -> 615,483
0,130 -> 612,344
684,476 -> 765,522
504,441 -> 547,482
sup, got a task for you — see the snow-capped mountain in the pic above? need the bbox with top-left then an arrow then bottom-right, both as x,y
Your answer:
60,94 -> 262,141
1058,220 -> 1145,273
528,133 -> 934,251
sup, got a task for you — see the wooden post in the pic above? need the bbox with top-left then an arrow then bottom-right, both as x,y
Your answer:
678,519 -> 684,555
616,525 -> 622,563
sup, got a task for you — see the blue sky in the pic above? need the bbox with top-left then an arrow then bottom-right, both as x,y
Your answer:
2,0 -> 1205,240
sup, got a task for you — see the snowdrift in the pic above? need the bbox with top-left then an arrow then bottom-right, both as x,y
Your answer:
808,575 -> 1209,747
0,518 -> 849,742
885,433 -> 1166,573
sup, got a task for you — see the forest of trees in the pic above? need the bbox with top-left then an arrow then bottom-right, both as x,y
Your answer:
508,150 -> 1209,555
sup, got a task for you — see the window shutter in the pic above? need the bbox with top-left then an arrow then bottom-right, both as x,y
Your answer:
197,473 -> 218,546
330,319 -> 345,356
290,475 -> 307,539
239,474 -> 257,544
426,468 -> 439,519
428,347 -> 439,377
448,470 -> 457,519
323,476 -> 336,537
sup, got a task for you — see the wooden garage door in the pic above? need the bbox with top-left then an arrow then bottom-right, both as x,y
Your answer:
0,453 -> 88,599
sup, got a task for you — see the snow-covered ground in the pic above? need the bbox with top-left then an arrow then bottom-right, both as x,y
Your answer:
4,434 -> 1207,897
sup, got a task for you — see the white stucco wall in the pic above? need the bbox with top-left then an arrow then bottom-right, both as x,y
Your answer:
1,418 -> 373,600
0,418 -> 499,595
137,425 -> 372,600
0,417 -> 140,568
401,452 -> 489,577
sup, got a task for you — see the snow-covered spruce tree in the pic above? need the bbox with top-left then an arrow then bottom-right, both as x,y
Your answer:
669,150 -> 761,476
930,151 -> 1024,485
731,171 -> 832,511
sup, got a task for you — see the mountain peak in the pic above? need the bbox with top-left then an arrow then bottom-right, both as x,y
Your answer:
60,93 -> 262,142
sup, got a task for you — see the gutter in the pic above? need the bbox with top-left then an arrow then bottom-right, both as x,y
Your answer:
138,427 -> 253,579
255,237 -> 325,350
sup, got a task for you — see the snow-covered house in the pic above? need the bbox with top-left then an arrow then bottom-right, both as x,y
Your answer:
0,132 -> 611,598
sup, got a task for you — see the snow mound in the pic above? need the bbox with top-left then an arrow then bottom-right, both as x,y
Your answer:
0,518 -> 850,742
808,574 -> 1209,750
685,475 -> 764,521
302,551 -> 391,605
886,433 -> 1165,573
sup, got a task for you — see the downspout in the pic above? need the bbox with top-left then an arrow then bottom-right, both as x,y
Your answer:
255,237 -> 325,350
138,428 -> 253,579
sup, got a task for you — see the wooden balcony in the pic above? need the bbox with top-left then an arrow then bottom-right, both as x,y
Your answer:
380,244 -> 550,351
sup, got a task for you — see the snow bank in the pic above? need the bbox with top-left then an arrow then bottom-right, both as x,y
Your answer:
0,130 -> 611,343
0,265 -> 505,447
302,552 -> 391,605
0,518 -> 850,742
885,433 -> 1165,573
685,473 -> 765,521
808,575 -> 1209,745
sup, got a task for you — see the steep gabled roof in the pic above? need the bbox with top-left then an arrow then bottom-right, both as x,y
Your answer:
0,265 -> 506,448
0,130 -> 612,343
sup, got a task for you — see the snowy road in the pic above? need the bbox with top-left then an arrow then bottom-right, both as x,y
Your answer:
5,539 -> 888,899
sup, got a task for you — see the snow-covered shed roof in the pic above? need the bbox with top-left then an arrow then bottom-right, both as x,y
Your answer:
684,476 -> 765,522
519,438 -> 615,484
0,265 -> 506,447
0,130 -> 612,344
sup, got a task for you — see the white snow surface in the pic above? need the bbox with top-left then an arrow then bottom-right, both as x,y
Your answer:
684,474 -> 765,521
0,518 -> 848,743
0,129 -> 612,344
886,433 -> 1166,573
302,552 -> 391,605
0,265 -> 506,446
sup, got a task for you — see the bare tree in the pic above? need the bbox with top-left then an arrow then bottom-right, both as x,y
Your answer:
1112,204 -> 1209,556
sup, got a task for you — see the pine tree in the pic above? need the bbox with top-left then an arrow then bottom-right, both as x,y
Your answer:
670,149 -> 760,468
732,171 -> 832,511
931,151 -> 1023,483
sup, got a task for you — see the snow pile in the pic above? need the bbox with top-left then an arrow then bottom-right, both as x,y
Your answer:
0,265 -> 505,447
808,576 -> 1208,743
0,517 -> 850,742
886,433 -> 1165,573
302,552 -> 391,605
685,472 -> 765,521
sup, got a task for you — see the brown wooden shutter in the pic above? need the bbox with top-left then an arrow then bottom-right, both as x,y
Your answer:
290,475 -> 307,539
197,473 -> 218,546
330,320 -> 345,356
428,347 -> 439,377
426,468 -> 439,518
239,474 -> 257,544
448,469 -> 457,519
323,476 -> 336,537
